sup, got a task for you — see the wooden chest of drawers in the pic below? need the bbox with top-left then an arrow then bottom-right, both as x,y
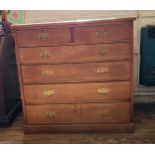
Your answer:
11,18 -> 134,133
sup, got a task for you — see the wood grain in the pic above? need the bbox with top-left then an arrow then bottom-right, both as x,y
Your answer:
1,103 -> 155,142
16,27 -> 71,47
23,82 -> 130,104
11,18 -> 134,133
25,102 -> 130,125
19,43 -> 131,65
75,23 -> 131,43
22,61 -> 130,84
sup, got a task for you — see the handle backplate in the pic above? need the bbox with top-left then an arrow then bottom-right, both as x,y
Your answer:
43,90 -> 54,96
98,88 -> 109,95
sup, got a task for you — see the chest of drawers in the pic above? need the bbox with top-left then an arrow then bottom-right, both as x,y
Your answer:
11,18 -> 134,133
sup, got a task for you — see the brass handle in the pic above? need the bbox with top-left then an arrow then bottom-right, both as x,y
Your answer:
38,32 -> 49,40
96,30 -> 108,36
43,90 -> 54,96
42,70 -> 54,76
99,110 -> 110,117
98,88 -> 109,95
40,51 -> 51,58
99,48 -> 107,55
97,67 -> 108,74
46,111 -> 56,118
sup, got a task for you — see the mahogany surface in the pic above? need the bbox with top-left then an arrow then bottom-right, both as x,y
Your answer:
11,18 -> 134,133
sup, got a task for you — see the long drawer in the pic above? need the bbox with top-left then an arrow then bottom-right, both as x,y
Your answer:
22,61 -> 130,84
74,23 -> 131,43
25,102 -> 130,125
16,27 -> 71,47
19,43 -> 130,65
24,82 -> 130,104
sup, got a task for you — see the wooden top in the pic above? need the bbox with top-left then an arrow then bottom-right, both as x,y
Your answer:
11,17 -> 136,30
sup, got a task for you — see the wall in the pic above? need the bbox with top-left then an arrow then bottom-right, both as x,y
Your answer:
24,10 -> 155,103
24,11 -> 137,23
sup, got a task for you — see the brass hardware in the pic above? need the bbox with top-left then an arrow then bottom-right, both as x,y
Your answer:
99,48 -> 107,55
98,88 -> 109,95
46,111 -> 56,118
38,31 -> 49,40
96,30 -> 108,36
43,90 -> 54,96
40,51 -> 51,58
97,67 -> 109,74
42,70 -> 54,76
99,110 -> 110,117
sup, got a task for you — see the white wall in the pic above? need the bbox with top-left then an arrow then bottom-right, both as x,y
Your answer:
24,10 -> 137,23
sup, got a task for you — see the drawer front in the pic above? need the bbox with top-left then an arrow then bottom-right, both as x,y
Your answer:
74,23 -> 131,43
80,102 -> 130,124
25,102 -> 130,125
26,104 -> 78,125
22,61 -> 130,84
19,43 -> 130,64
24,82 -> 130,104
16,27 -> 71,47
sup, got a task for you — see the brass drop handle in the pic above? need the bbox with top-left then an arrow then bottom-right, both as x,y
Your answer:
96,30 -> 108,36
99,110 -> 110,117
40,51 -> 51,58
99,48 -> 107,55
38,32 -> 49,40
46,111 -> 56,118
98,88 -> 109,95
43,90 -> 54,97
42,70 -> 54,76
97,67 -> 109,74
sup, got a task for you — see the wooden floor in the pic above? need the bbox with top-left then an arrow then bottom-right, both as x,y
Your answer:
0,103 -> 155,144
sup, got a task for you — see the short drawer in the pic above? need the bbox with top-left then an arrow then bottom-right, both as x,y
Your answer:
25,102 -> 130,125
74,23 -> 131,43
24,82 -> 130,104
19,43 -> 130,64
16,27 -> 71,47
22,61 -> 130,84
